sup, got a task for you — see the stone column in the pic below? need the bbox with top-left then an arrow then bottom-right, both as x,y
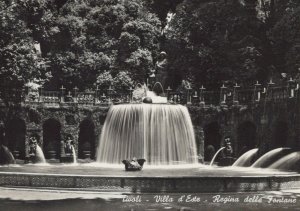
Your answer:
194,126 -> 204,163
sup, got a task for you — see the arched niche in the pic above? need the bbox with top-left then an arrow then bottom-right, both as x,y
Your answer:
5,118 -> 26,159
271,120 -> 288,149
78,118 -> 95,159
236,121 -> 257,156
43,118 -> 61,159
203,122 -> 222,162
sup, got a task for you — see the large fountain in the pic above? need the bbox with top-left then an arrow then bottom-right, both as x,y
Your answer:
96,104 -> 198,165
1,88 -> 300,194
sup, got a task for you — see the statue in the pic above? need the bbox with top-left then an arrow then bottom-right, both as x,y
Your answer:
155,52 -> 168,88
122,157 -> 146,171
64,136 -> 74,155
156,52 -> 168,70
219,136 -> 234,166
29,136 -> 38,157
27,136 -> 39,163
60,135 -> 75,163
223,137 -> 233,157
148,51 -> 168,90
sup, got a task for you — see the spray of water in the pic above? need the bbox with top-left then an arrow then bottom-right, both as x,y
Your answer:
251,148 -> 291,168
232,148 -> 258,167
35,145 -> 46,163
210,147 -> 225,166
96,104 -> 198,165
269,152 -> 300,172
71,145 -> 77,164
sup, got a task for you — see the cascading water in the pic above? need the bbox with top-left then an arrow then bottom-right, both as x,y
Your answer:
232,148 -> 258,167
71,145 -> 77,164
35,145 -> 46,163
96,104 -> 198,165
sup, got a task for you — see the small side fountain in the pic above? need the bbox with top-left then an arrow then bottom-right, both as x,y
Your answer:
28,136 -> 46,164
60,135 -> 76,163
0,144 -> 16,165
269,152 -> 300,172
209,147 -> 225,166
251,148 -> 292,168
35,145 -> 46,163
210,137 -> 234,166
218,137 -> 235,166
71,145 -> 77,164
232,148 -> 258,167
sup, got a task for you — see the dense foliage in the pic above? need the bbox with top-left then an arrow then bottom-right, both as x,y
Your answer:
1,0 -> 300,93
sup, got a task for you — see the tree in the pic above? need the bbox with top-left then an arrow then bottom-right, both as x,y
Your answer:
36,0 -> 162,90
0,1 -> 50,104
265,2 -> 300,79
164,0 -> 266,89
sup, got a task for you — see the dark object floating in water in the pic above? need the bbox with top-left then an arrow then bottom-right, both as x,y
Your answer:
122,158 -> 146,171
143,97 -> 152,104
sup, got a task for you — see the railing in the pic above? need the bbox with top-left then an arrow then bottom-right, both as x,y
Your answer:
76,92 -> 95,104
41,91 -> 60,104
1,82 -> 299,107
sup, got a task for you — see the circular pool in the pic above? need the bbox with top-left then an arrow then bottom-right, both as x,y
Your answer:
0,164 -> 299,193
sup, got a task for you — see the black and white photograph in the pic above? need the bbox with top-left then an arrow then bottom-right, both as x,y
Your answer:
1,0 -> 300,210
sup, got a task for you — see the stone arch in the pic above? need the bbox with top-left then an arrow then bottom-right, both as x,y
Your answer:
203,121 -> 222,161
236,121 -> 257,156
271,120 -> 289,149
43,118 -> 61,159
78,118 -> 95,159
5,117 -> 26,159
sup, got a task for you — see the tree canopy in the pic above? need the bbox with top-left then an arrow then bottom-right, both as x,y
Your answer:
0,0 -> 300,93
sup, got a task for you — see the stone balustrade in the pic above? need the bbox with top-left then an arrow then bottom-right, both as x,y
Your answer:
0,80 -> 299,108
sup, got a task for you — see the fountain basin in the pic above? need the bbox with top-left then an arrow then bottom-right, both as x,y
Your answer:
0,165 -> 299,193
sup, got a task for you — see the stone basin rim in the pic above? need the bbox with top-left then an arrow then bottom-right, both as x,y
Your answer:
0,171 -> 299,179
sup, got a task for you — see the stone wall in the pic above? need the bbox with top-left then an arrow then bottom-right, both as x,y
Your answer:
0,104 -> 109,160
0,97 -> 299,162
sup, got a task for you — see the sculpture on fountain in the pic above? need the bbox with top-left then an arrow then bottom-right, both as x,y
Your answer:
60,135 -> 76,163
148,51 -> 168,94
122,157 -> 146,171
65,136 -> 74,154
27,135 -> 44,163
219,136 -> 235,166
